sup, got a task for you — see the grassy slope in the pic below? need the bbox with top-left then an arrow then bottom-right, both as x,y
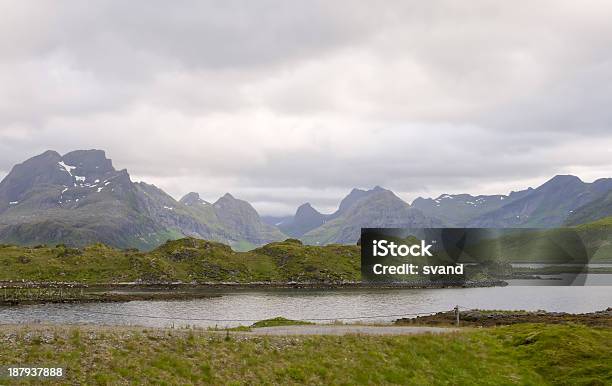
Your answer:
574,216 -> 612,262
0,324 -> 609,385
0,238 -> 360,283
464,216 -> 612,263
301,218 -> 344,245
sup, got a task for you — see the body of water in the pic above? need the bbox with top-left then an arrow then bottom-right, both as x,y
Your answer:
1,286 -> 610,328
508,274 -> 612,286
511,263 -> 612,268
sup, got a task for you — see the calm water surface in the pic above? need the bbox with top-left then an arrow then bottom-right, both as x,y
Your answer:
1,286 -> 610,328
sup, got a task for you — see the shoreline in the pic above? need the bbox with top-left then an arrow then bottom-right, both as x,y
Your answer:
1,309 -> 611,329
0,280 -> 507,306
397,308 -> 612,327
0,280 -> 506,288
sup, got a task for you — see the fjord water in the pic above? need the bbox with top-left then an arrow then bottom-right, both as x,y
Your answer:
1,286 -> 610,328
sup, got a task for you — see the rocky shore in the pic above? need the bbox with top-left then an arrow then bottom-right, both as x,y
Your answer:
0,280 -> 507,306
396,308 -> 612,327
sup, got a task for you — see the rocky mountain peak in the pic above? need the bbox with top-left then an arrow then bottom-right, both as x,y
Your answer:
38,150 -> 62,160
219,192 -> 235,200
214,193 -> 250,210
55,149 -> 122,189
61,149 -> 114,175
0,149 -> 134,215
337,187 -> 385,215
539,175 -> 583,190
295,202 -> 320,217
180,192 -> 208,206
213,193 -> 259,218
0,150 -> 68,212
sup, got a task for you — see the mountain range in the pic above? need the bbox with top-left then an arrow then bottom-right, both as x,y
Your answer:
0,149 -> 611,250
412,175 -> 612,228
0,150 -> 282,250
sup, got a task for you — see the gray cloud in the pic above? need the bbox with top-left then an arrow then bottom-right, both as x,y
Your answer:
1,1 -> 611,215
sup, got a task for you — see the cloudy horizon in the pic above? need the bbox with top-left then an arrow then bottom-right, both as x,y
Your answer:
1,1 -> 611,215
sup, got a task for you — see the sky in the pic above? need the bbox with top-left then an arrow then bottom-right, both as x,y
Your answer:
1,1 -> 611,216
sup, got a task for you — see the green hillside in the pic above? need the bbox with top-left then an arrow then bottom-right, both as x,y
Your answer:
465,216 -> 612,263
0,238 -> 360,284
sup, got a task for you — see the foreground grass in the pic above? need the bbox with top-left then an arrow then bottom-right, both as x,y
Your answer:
0,323 -> 609,385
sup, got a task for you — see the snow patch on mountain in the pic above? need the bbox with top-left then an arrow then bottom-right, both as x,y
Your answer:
58,161 -> 76,176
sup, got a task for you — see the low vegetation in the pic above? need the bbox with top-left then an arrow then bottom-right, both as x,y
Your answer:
0,238 -> 361,284
465,216 -> 612,263
0,323 -> 609,384
251,317 -> 314,328
397,309 -> 612,328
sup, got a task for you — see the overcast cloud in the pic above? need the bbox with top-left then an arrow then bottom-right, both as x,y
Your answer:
1,0 -> 611,215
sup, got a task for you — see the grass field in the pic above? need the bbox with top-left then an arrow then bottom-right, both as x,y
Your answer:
0,323 -> 609,385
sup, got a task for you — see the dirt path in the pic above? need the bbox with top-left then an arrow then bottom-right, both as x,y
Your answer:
248,325 -> 459,336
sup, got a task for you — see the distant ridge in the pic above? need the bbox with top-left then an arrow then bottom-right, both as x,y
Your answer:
276,203 -> 327,237
1,150 -> 611,249
301,187 -> 443,245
